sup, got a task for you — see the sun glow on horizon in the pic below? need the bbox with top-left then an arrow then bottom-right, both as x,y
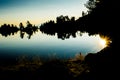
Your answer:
100,39 -> 107,47
99,36 -> 112,48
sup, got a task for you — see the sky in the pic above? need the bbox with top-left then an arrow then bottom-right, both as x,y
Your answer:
0,0 -> 88,26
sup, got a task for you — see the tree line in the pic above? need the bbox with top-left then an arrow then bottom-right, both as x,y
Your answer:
0,21 -> 38,39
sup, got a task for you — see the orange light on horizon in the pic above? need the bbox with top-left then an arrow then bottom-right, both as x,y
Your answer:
100,39 -> 107,47
99,36 -> 112,48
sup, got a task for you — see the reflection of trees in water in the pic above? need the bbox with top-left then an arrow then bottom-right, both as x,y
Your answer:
20,31 -> 25,39
20,21 -> 38,39
39,15 -> 100,40
0,18 -> 107,40
0,24 -> 19,37
0,19 -> 86,40
40,15 -> 80,40
0,0 -> 119,41
0,21 -> 38,39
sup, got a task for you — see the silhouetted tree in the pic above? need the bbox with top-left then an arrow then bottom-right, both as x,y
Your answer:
65,16 -> 70,21
0,21 -> 39,39
82,11 -> 86,17
40,15 -> 80,40
26,21 -> 32,28
84,0 -> 98,14
0,24 -> 19,37
56,15 -> 65,24
19,22 -> 24,31
32,25 -> 38,33
71,17 -> 75,22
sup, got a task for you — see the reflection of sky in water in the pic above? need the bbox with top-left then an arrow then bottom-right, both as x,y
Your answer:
0,31 -> 104,59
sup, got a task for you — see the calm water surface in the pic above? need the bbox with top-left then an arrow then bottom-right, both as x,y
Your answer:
0,31 -> 105,59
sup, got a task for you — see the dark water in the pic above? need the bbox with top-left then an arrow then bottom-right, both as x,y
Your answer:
0,31 -> 106,60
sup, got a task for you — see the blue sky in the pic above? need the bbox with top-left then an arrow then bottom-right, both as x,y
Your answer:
0,0 -> 88,26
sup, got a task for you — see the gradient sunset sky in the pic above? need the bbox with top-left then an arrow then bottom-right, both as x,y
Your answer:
0,0 -> 88,26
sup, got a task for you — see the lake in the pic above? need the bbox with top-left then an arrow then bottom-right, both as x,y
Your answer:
0,30 -> 106,60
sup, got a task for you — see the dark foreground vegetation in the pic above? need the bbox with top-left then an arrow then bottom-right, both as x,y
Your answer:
0,46 -> 114,80
0,0 -> 119,80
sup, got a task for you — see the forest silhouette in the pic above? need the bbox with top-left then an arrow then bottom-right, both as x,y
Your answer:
0,0 -> 119,80
0,21 -> 38,39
